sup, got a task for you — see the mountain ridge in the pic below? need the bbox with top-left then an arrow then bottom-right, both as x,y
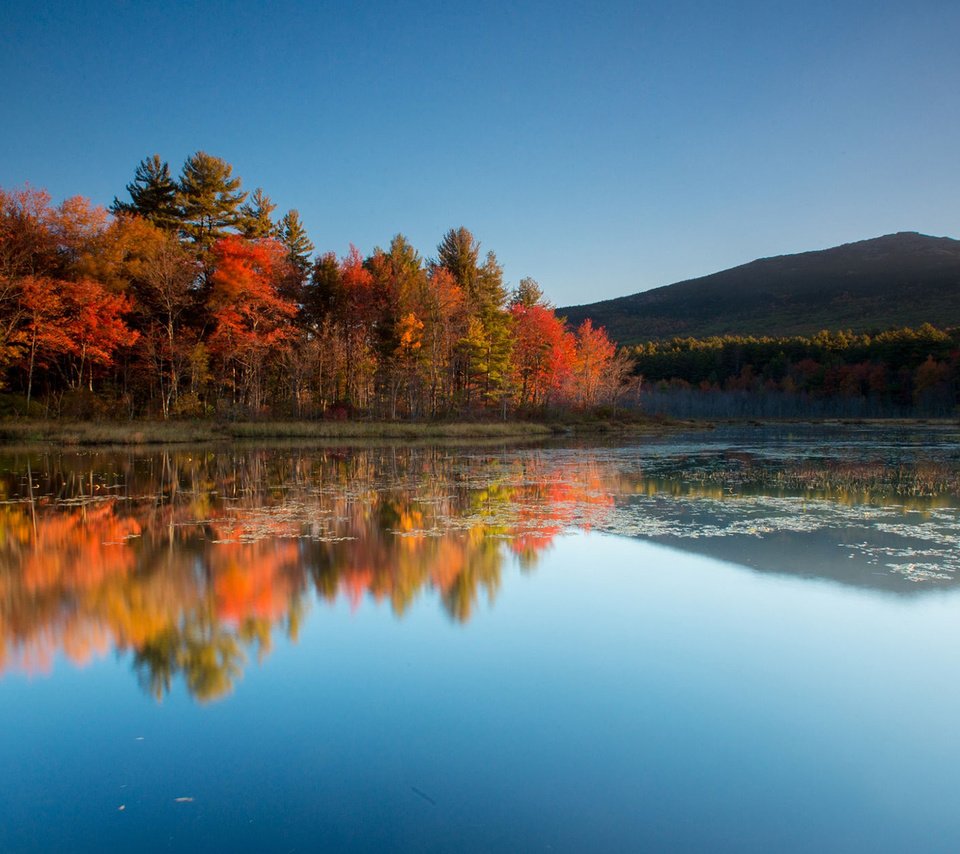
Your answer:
559,232 -> 960,345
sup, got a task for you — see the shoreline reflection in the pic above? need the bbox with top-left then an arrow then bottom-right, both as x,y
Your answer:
0,436 -> 958,700
0,447 -> 615,700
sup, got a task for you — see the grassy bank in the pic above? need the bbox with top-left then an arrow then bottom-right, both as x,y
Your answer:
0,419 -> 557,446
226,421 -> 556,440
0,414 -> 693,447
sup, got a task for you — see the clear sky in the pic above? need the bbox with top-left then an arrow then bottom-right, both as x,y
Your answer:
2,0 -> 958,306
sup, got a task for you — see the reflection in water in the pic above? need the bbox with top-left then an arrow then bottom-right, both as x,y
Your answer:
0,430 -> 958,700
0,447 -> 615,701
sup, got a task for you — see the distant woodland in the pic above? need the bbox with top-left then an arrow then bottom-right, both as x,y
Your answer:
1,152 -> 957,422
0,152 -> 629,420
635,327 -> 960,418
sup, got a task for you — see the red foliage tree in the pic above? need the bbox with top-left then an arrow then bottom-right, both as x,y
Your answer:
510,303 -> 576,408
59,279 -> 139,390
208,236 -> 298,410
18,276 -> 72,404
572,319 -> 617,408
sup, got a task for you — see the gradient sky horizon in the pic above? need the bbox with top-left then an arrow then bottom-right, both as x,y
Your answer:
3,0 -> 958,306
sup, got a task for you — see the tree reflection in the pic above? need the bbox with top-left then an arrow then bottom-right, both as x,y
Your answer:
0,447 -> 616,701
3,442 -> 950,701
133,615 -> 245,704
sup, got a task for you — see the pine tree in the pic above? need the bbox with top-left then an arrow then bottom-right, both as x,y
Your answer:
476,250 -> 508,317
436,226 -> 480,297
304,251 -> 339,327
511,276 -> 547,308
376,234 -> 426,312
475,249 -> 513,403
436,227 -> 511,405
367,234 -> 428,364
176,152 -> 247,250
111,154 -> 179,230
239,188 -> 278,239
278,210 -> 314,275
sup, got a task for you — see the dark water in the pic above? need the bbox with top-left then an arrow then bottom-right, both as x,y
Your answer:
1,425 -> 960,852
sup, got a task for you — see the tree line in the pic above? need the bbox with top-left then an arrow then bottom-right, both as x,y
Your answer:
0,152 -> 630,420
632,326 -> 960,417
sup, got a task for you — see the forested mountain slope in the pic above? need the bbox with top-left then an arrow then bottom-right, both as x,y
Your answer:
561,233 -> 960,344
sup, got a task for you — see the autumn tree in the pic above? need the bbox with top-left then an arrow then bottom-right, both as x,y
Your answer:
421,266 -> 468,414
207,237 -> 298,411
393,311 -> 427,417
335,246 -> 378,410
572,319 -> 617,408
0,187 -> 58,376
510,302 -> 575,409
68,211 -> 174,294
130,226 -> 200,416
3,175 -> 644,420
19,277 -> 71,406
50,196 -> 112,288
58,279 -> 139,392
362,235 -> 435,412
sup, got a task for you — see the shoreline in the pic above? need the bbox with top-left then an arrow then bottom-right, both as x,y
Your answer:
0,417 -> 681,447
0,416 -> 953,448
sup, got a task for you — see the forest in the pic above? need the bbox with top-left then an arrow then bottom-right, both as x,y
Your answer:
3,151 -> 958,424
0,152 -> 631,421
633,327 -> 960,418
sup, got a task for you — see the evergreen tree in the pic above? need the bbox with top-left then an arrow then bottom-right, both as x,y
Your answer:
176,152 -> 247,250
238,188 -> 278,239
367,234 -> 428,357
436,227 -> 511,404
380,233 -> 426,309
436,227 -> 507,316
278,209 -> 314,276
477,250 -> 508,315
111,154 -> 180,230
304,251 -> 339,327
511,276 -> 547,308
475,250 -> 512,400
436,226 -> 480,296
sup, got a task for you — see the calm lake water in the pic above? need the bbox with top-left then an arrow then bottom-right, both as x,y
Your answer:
2,425 -> 960,852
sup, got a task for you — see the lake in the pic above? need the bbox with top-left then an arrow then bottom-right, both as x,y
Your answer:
1,424 -> 959,852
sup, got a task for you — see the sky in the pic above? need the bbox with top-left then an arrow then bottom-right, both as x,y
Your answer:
2,0 -> 958,306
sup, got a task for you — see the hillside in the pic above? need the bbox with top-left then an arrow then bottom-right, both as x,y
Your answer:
560,232 -> 960,344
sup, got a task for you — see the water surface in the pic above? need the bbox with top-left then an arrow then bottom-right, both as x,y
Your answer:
2,425 -> 959,851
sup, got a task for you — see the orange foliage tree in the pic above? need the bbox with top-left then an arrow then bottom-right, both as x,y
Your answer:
59,279 -> 140,391
207,236 -> 298,411
510,303 -> 576,408
572,319 -> 617,408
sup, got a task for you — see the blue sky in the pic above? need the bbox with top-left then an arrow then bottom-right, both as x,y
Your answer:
2,0 -> 958,305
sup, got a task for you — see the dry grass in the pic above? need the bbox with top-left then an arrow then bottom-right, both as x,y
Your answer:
0,420 -> 218,445
226,421 -> 555,439
0,419 -> 556,446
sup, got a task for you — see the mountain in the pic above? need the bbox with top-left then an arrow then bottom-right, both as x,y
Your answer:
559,232 -> 960,345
